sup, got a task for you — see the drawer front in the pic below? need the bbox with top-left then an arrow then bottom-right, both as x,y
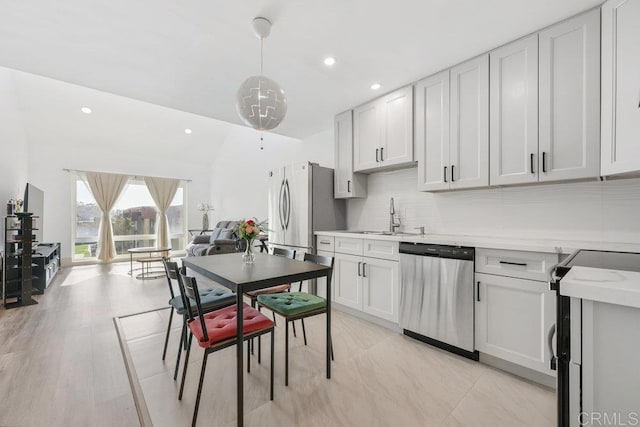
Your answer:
363,239 -> 399,261
316,236 -> 335,252
334,237 -> 363,256
476,248 -> 559,281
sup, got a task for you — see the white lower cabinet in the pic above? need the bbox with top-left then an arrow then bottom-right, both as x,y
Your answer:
333,253 -> 363,310
328,241 -> 400,323
475,272 -> 556,374
362,258 -> 399,322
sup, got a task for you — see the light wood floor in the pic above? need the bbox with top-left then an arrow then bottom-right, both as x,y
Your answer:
0,262 -> 556,426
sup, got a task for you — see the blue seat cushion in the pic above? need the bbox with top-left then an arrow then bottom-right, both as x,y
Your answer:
169,287 -> 235,315
257,292 -> 326,317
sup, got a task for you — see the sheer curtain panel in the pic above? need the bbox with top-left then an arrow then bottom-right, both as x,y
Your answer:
144,177 -> 180,249
84,172 -> 128,262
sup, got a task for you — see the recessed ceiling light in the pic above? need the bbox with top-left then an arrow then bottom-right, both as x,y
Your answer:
370,83 -> 381,90
184,128 -> 192,135
80,106 -> 92,114
323,57 -> 336,66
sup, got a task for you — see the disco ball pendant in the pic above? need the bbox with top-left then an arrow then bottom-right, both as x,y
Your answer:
236,75 -> 287,131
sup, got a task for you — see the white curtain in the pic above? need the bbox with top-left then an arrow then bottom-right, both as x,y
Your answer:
84,172 -> 128,262
144,177 -> 180,250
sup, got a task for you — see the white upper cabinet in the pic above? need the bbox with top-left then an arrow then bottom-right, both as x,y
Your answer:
334,111 -> 367,199
490,34 -> 539,186
601,0 -> 640,176
354,86 -> 414,173
450,55 -> 490,190
379,86 -> 414,168
416,70 -> 450,191
539,9 -> 601,182
353,102 -> 381,172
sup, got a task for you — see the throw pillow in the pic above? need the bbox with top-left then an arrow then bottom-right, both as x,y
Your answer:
192,235 -> 210,244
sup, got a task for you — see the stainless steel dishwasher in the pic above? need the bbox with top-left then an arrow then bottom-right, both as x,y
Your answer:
399,242 -> 478,360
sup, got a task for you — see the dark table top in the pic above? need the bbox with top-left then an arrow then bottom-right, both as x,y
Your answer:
183,252 -> 330,293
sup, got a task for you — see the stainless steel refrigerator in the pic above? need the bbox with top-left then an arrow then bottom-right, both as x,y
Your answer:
267,162 -> 345,253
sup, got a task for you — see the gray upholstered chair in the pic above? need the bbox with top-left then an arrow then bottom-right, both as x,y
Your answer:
185,220 -> 241,256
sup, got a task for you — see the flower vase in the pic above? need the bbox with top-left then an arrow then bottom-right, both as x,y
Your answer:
202,212 -> 209,231
242,238 -> 255,264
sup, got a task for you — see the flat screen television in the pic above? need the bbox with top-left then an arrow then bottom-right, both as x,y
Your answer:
23,183 -> 44,242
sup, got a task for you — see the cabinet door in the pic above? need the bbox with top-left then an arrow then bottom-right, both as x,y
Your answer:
362,258 -> 399,322
539,9 -> 601,182
380,86 -> 414,168
333,253 -> 363,310
353,101 -> 382,172
450,55 -> 489,190
334,111 -> 367,199
475,273 -> 556,374
489,34 -> 539,186
601,0 -> 640,176
416,70 -> 450,191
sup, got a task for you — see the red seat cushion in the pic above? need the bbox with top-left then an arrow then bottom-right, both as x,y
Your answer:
188,303 -> 273,348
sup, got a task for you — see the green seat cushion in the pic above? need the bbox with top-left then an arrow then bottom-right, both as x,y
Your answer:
257,292 -> 326,317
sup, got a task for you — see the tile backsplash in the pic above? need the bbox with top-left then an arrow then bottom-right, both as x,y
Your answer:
346,167 -> 640,244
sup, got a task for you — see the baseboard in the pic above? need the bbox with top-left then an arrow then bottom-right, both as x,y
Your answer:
479,353 -> 556,389
331,303 -> 402,333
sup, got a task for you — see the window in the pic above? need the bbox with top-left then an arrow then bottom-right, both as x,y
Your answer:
73,177 -> 186,261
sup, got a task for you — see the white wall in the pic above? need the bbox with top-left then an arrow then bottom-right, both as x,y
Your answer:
347,167 -> 640,244
209,128 -> 334,224
6,68 -> 224,261
0,68 -> 28,243
26,144 -> 212,261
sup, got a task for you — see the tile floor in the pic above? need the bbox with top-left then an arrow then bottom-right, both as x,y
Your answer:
0,261 -> 555,426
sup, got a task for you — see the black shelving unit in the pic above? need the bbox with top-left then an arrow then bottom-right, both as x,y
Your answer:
3,214 -> 38,308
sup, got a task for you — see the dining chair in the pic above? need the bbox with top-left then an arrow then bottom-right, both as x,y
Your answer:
257,252 -> 335,386
244,247 -> 297,355
161,259 -> 236,381
178,268 -> 275,427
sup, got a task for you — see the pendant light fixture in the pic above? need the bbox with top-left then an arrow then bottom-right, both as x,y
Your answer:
236,17 -> 287,133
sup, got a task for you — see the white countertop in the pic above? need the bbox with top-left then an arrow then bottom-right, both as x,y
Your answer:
559,266 -> 640,309
315,230 -> 640,255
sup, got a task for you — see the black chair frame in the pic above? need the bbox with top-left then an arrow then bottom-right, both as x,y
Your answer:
162,258 -> 236,382
178,267 -> 275,427
257,252 -> 335,386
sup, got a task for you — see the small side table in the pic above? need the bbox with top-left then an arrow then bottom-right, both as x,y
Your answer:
128,247 -> 171,279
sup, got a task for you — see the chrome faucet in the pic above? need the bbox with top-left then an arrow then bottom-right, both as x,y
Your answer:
389,197 -> 401,233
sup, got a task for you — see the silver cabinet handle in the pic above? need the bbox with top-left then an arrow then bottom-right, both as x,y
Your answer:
451,165 -> 455,182
499,260 -> 527,267
530,153 -> 535,174
548,323 -> 557,371
380,147 -> 384,161
319,241 -> 331,245
476,281 -> 480,302
362,263 -> 367,278
542,151 -> 547,173
357,261 -> 361,277
347,180 -> 351,193
443,166 -> 448,183
375,148 -> 379,162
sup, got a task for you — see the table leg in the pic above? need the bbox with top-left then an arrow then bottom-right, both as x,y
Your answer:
326,271 -> 332,379
236,289 -> 244,426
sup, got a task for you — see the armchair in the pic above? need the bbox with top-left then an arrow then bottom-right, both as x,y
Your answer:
185,220 -> 243,256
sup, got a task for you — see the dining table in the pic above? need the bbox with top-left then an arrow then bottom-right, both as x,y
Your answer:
182,252 -> 333,427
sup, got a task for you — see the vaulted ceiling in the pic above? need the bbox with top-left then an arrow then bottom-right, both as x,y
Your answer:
0,0 -> 601,138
